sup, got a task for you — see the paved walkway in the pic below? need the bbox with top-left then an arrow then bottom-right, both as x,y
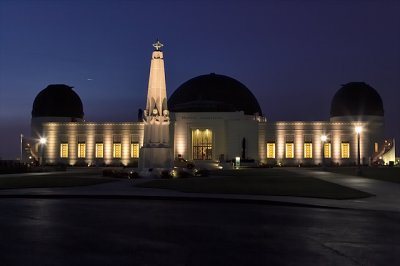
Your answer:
1,168 -> 400,212
283,168 -> 400,212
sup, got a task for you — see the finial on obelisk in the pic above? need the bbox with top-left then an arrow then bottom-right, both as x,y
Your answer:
153,39 -> 163,51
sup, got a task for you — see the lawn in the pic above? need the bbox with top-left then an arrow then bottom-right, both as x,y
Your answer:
0,173 -> 114,189
135,168 -> 373,199
324,167 -> 400,183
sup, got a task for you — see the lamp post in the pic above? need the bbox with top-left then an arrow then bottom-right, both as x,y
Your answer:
20,134 -> 24,163
355,126 -> 362,175
39,137 -> 47,166
321,135 -> 327,171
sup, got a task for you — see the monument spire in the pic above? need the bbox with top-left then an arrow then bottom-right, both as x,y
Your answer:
139,40 -> 173,173
145,39 -> 168,120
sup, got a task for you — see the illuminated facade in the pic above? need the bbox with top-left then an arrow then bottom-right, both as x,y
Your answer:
264,121 -> 371,165
41,122 -> 143,166
29,43 -> 396,167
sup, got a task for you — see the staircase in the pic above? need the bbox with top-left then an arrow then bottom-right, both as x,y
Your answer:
372,138 -> 395,165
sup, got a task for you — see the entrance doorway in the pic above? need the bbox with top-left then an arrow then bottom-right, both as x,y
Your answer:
192,129 -> 213,160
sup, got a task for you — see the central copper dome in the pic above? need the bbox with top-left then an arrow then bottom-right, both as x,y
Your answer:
168,73 -> 262,115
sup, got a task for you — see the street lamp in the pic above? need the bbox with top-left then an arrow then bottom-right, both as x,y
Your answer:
321,135 -> 327,170
20,134 -> 24,163
355,126 -> 362,175
39,137 -> 47,166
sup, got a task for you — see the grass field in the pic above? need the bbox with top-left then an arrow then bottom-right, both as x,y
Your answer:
324,167 -> 400,183
0,172 -> 114,190
135,168 -> 373,199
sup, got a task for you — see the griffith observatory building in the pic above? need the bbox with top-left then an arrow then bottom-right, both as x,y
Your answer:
28,41 -> 396,168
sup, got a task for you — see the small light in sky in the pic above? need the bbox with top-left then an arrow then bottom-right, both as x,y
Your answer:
87,78 -> 93,81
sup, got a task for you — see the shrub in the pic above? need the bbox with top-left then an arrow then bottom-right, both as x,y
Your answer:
194,169 -> 209,177
161,170 -> 172,179
102,169 -> 115,177
128,171 -> 139,179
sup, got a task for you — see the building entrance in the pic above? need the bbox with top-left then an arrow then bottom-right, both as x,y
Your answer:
192,129 -> 213,160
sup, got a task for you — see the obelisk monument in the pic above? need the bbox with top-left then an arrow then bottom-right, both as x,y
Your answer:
138,40 -> 173,174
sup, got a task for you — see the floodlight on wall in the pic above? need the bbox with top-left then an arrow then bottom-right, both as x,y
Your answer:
321,135 -> 327,170
355,126 -> 363,175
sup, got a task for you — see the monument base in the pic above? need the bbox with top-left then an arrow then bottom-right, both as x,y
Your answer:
138,146 -> 173,178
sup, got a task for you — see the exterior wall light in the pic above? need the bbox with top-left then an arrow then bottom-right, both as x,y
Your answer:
321,135 -> 327,170
355,126 -> 362,175
39,137 -> 47,165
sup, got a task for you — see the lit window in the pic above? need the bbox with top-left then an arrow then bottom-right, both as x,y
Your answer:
131,143 -> 139,158
192,129 -> 212,160
60,143 -> 68,158
304,143 -> 312,158
324,143 -> 331,158
267,143 -> 275,158
285,143 -> 294,158
78,143 -> 86,158
113,143 -> 122,158
95,143 -> 103,158
341,142 -> 350,158
374,142 -> 379,153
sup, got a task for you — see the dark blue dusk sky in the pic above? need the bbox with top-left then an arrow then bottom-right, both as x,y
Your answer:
1,0 -> 399,159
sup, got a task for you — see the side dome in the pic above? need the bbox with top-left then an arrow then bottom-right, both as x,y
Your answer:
330,82 -> 384,118
168,73 -> 262,115
32,84 -> 84,118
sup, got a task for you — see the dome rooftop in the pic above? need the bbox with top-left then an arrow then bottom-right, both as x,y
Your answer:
32,84 -> 84,118
330,82 -> 384,118
168,73 -> 262,115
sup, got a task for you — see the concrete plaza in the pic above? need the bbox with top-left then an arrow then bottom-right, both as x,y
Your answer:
0,168 -> 399,265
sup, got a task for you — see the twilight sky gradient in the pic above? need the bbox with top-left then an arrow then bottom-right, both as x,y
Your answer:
0,0 -> 399,159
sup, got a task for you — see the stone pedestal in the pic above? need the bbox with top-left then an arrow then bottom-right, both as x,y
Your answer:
139,145 -> 173,169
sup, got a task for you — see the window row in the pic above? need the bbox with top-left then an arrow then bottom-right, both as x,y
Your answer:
266,142 -> 350,159
59,143 -> 140,159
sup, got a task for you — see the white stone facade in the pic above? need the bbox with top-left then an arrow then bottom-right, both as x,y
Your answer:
38,114 -> 386,167
42,122 -> 143,166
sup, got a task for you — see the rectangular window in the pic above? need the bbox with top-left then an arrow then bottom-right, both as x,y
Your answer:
285,143 -> 294,158
304,135 -> 313,143
324,143 -> 331,158
341,142 -> 350,158
95,143 -> 104,158
113,135 -> 121,143
77,143 -> 86,158
192,129 -> 213,160
285,135 -> 294,142
113,143 -> 122,158
95,135 -> 103,142
131,143 -> 139,158
60,143 -> 68,158
267,142 -> 275,159
304,143 -> 312,158
374,142 -> 379,153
